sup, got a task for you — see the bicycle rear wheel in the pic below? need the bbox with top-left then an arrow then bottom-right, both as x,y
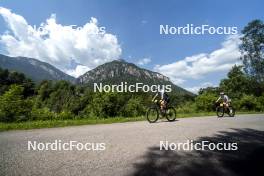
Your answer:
216,106 -> 224,117
165,107 -> 176,122
146,107 -> 159,123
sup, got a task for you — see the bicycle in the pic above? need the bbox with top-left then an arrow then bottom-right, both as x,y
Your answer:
215,102 -> 235,117
146,100 -> 176,123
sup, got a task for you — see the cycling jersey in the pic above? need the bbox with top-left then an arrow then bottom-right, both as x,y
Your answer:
216,95 -> 229,103
153,90 -> 169,102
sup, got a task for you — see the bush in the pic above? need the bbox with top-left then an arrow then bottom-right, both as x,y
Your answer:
30,107 -> 56,121
177,101 -> 197,114
238,94 -> 258,111
0,85 -> 32,122
121,97 -> 145,117
256,94 -> 264,111
57,110 -> 75,120
195,92 -> 217,112
86,92 -> 123,118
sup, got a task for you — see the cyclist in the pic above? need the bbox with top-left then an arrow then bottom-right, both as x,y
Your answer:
216,92 -> 230,107
152,88 -> 169,112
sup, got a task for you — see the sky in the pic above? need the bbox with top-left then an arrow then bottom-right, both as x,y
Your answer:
0,0 -> 263,93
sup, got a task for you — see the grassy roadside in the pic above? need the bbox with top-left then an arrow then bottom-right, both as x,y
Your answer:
0,117 -> 146,131
0,111 -> 263,131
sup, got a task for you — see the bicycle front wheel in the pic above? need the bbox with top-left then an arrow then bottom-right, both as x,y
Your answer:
228,107 -> 235,117
146,107 -> 159,123
216,106 -> 224,117
165,107 -> 176,122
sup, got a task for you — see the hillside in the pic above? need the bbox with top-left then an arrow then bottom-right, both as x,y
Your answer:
77,59 -> 193,96
0,54 -> 75,82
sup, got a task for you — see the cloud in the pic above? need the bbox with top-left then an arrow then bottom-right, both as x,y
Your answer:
65,65 -> 90,78
136,57 -> 151,65
185,82 -> 216,94
154,35 -> 242,85
0,7 -> 122,77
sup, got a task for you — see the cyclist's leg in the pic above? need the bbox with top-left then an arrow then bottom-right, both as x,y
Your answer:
160,100 -> 165,111
164,100 -> 168,109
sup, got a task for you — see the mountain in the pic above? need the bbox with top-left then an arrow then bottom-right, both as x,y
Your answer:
77,59 -> 193,96
0,54 -> 75,82
0,54 -> 193,96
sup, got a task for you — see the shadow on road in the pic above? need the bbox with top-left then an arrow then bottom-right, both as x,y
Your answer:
130,128 -> 264,176
154,119 -> 179,123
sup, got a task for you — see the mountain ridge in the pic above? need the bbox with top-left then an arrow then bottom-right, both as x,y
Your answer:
77,59 -> 193,95
0,54 -> 75,82
0,54 -> 193,96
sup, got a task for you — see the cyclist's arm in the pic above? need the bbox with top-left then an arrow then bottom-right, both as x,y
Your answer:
152,93 -> 158,102
216,96 -> 221,102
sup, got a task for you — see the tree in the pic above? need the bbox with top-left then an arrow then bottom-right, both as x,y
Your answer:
0,68 -> 9,95
0,68 -> 35,97
35,80 -> 80,113
93,92 -> 122,117
238,94 -> 258,111
195,92 -> 217,112
219,65 -> 250,98
0,85 -> 32,122
240,19 -> 264,83
198,87 -> 219,95
121,97 -> 144,117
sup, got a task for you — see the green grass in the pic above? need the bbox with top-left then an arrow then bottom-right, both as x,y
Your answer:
0,117 -> 146,131
0,111 -> 263,132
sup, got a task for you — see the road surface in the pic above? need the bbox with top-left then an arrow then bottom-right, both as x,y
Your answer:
1,114 -> 264,176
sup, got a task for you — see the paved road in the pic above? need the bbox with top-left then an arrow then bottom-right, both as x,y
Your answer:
1,114 -> 264,176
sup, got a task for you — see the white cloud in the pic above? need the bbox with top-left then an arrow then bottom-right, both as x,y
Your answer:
65,65 -> 90,78
154,35 -> 242,84
136,57 -> 151,65
185,82 -> 216,94
0,7 -> 122,77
